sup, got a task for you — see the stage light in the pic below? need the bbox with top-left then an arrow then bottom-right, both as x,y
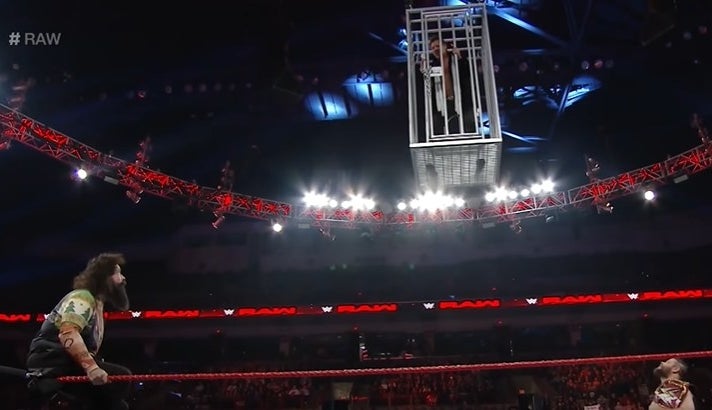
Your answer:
272,222 -> 283,232
510,220 -> 522,234
644,190 -> 655,201
75,168 -> 88,180
303,192 -> 333,208
598,202 -> 614,214
416,191 -> 440,211
410,192 -> 464,211
125,183 -> 143,204
396,201 -> 407,211
344,195 -> 375,211
125,190 -> 141,204
212,213 -> 226,229
494,187 -> 508,201
541,180 -> 555,193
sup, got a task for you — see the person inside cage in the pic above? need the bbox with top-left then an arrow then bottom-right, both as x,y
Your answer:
416,35 -> 477,138
428,36 -> 461,99
427,36 -> 461,134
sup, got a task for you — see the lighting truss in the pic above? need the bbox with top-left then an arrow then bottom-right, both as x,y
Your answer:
0,108 -> 291,221
2,104 -> 712,229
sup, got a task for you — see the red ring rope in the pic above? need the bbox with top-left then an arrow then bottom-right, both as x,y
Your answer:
56,350 -> 712,383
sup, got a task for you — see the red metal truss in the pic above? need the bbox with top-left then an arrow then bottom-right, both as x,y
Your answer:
568,144 -> 712,207
0,107 -> 291,221
475,192 -> 568,223
406,207 -> 475,223
2,104 -> 712,228
298,208 -> 385,227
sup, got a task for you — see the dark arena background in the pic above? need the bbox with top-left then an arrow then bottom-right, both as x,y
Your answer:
1,1 -> 712,409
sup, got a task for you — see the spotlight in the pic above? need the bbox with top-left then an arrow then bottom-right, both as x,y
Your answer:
212,213 -> 226,229
125,190 -> 141,204
319,227 -> 335,241
585,156 -> 601,180
302,192 -> 333,208
494,187 -> 508,201
75,168 -> 88,180
272,222 -> 283,232
217,161 -> 235,191
125,184 -> 143,204
597,202 -> 613,214
643,190 -> 655,201
540,180 -> 555,193
510,220 -> 522,234
345,195 -> 375,211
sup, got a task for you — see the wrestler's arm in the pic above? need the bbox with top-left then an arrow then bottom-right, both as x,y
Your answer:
58,323 -> 98,371
55,291 -> 99,372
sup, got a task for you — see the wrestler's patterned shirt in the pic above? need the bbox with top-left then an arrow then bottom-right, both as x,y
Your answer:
653,379 -> 693,409
36,289 -> 104,354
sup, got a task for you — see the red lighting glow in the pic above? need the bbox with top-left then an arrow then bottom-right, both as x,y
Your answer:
1,107 -> 711,229
0,288 -> 708,324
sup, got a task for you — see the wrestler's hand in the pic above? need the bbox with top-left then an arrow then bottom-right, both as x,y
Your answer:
86,365 -> 109,385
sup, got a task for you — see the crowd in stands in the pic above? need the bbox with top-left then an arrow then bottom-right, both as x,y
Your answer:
130,365 -> 318,410
3,365 -> 503,409
4,356 -> 711,409
366,371 -> 498,408
0,317 -> 711,408
1,318 -> 712,408
2,243 -> 712,408
549,363 -> 649,410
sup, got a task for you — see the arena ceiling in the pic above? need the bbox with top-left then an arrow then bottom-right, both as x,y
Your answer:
0,0 -> 710,272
